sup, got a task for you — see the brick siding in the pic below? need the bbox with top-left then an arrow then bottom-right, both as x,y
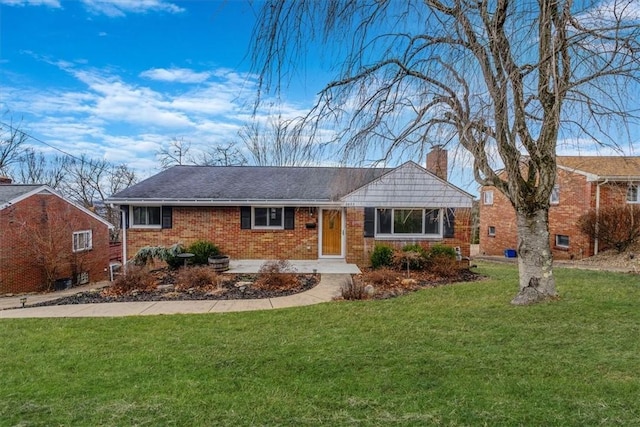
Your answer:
479,169 -> 633,259
125,206 -> 471,268
0,193 -> 111,294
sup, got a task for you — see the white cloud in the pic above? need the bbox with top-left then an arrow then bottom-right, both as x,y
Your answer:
80,0 -> 184,17
140,67 -> 211,84
0,0 -> 60,7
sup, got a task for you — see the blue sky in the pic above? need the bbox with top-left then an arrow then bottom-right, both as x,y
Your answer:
1,0 -> 638,196
0,1 -> 325,174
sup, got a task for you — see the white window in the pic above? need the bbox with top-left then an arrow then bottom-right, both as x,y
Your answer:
488,226 -> 496,236
376,208 -> 442,237
555,234 -> 570,248
550,185 -> 560,204
627,184 -> 639,203
132,206 -> 161,227
73,230 -> 92,252
253,207 -> 284,228
483,190 -> 494,205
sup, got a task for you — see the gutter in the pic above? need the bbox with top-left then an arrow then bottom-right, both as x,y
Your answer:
105,198 -> 344,207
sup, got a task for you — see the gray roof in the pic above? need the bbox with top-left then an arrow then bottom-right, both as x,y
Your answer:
0,184 -> 43,206
110,165 -> 391,202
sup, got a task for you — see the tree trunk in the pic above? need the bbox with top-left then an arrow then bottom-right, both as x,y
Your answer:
512,208 -> 557,305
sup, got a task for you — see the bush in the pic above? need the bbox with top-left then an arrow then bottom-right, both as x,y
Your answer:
396,244 -> 428,270
429,244 -> 457,259
341,278 -> 371,300
187,240 -> 220,265
429,255 -> 460,278
109,265 -> 156,293
175,266 -> 219,291
577,205 -> 640,253
370,245 -> 394,269
133,243 -> 184,269
362,268 -> 401,288
254,259 -> 298,291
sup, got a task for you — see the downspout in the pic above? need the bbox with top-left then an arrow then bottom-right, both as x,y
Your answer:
594,179 -> 608,255
121,206 -> 127,270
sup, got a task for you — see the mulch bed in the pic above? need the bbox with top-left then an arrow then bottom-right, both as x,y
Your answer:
30,273 -> 318,307
352,267 -> 483,299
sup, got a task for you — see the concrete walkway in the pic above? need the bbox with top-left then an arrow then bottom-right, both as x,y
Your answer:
0,258 -> 358,319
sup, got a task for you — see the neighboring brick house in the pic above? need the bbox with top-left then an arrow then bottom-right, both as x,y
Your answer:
107,149 -> 474,267
479,156 -> 640,260
0,179 -> 113,294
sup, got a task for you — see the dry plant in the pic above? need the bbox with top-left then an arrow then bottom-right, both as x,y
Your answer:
254,259 -> 298,291
174,266 -> 219,291
106,265 -> 156,295
340,278 -> 370,300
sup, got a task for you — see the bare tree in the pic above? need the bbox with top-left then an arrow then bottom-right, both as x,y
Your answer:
252,0 -> 640,304
0,116 -> 28,176
157,137 -> 193,169
240,116 -> 320,166
60,155 -> 137,241
16,149 -> 69,188
198,141 -> 248,166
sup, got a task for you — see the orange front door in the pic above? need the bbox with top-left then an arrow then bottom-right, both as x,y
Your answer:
321,209 -> 342,256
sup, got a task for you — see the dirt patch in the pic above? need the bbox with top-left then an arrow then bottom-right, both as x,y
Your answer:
563,243 -> 640,273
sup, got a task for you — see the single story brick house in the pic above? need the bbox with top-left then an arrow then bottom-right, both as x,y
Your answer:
0,178 -> 113,294
108,149 -> 474,267
479,156 -> 640,260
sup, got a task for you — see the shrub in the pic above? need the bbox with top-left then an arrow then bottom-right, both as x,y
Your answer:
187,240 -> 220,265
254,259 -> 298,291
429,244 -> 457,259
109,265 -> 156,294
175,266 -> 219,291
429,255 -> 460,278
133,243 -> 184,269
396,244 -> 428,270
370,245 -> 394,269
577,205 -> 640,253
340,278 -> 371,300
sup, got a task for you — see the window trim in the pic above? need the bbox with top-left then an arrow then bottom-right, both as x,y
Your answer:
375,208 -> 443,239
483,190 -> 494,205
130,206 -> 162,229
627,184 -> 640,204
72,230 -> 93,253
488,226 -> 496,237
555,234 -> 570,249
252,206 -> 285,229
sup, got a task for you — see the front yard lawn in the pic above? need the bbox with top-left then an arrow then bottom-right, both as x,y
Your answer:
1,262 -> 639,426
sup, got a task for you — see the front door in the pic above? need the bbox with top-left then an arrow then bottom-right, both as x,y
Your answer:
321,209 -> 342,257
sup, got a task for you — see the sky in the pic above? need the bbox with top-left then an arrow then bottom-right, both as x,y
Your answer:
0,1 -> 327,177
1,0 -> 639,197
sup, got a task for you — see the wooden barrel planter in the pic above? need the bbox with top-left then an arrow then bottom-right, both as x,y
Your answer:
208,255 -> 230,272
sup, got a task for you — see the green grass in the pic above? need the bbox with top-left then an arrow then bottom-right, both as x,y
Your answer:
1,262 -> 639,426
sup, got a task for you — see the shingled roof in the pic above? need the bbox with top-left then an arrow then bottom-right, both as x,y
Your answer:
557,156 -> 640,180
0,184 -> 44,209
109,165 -> 391,203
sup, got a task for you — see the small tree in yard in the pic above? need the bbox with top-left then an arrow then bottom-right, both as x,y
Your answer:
8,200 -> 89,291
577,205 -> 640,253
252,1 -> 640,304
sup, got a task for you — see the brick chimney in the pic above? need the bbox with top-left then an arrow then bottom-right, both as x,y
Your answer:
0,176 -> 12,184
426,145 -> 448,181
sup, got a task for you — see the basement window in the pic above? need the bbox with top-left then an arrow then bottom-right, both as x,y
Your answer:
555,234 -> 570,249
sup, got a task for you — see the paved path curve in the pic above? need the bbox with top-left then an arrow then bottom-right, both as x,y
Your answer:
0,274 -> 350,319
